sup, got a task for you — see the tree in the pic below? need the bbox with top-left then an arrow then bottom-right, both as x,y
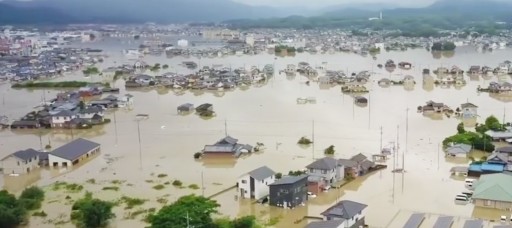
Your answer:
442,42 -> 456,51
431,42 -> 443,51
72,193 -> 115,228
0,190 -> 26,228
457,122 -> 466,134
275,173 -> 282,179
324,145 -> 335,155
485,115 -> 502,131
19,186 -> 45,210
162,64 -> 169,69
231,215 -> 257,228
150,195 -> 219,228
78,101 -> 86,111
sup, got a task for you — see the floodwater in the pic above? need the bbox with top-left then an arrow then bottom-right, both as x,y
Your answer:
1,41 -> 512,227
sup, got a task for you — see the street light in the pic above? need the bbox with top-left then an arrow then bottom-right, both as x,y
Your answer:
135,114 -> 149,170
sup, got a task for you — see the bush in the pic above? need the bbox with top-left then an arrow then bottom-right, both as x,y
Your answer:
194,152 -> 202,159
457,122 -> 466,134
288,170 -> 306,176
32,211 -> 47,217
172,180 -> 183,187
157,174 -> 167,178
297,137 -> 313,145
102,186 -> 120,191
19,186 -> 45,210
188,184 -> 200,190
153,185 -> 165,190
275,172 -> 282,179
120,196 -> 147,209
72,195 -> 115,228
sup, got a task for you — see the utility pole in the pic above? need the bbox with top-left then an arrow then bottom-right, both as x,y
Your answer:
137,120 -> 142,170
404,108 -> 408,171
312,120 -> 315,160
114,110 -> 118,145
437,142 -> 440,170
201,171 -> 205,197
224,119 -> 227,136
368,92 -> 371,129
380,126 -> 383,152
396,125 -> 400,168
503,107 -> 506,127
39,133 -> 43,151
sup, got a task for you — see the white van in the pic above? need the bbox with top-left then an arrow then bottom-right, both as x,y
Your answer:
455,196 -> 469,202
456,194 -> 469,200
465,178 -> 476,184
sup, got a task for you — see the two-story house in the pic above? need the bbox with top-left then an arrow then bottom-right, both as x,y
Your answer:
50,110 -> 78,128
460,103 -> 478,118
320,200 -> 368,228
1,148 -> 41,174
237,166 -> 276,200
306,157 -> 344,194
78,106 -> 104,119
269,175 -> 308,209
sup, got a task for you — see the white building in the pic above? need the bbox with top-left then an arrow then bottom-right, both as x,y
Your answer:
461,103 -> 478,118
50,110 -> 78,128
246,36 -> 255,47
177,39 -> 189,47
237,166 -> 276,199
49,138 -> 100,167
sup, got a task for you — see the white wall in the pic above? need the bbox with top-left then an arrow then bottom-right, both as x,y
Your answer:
48,154 -> 72,167
237,174 -> 275,199
238,174 -> 251,198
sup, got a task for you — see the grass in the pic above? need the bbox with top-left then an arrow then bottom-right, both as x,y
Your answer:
188,184 -> 200,190
111,180 -> 125,185
51,182 -> 83,193
265,216 -> 281,226
163,181 -> 170,185
102,186 -> 120,191
157,174 -> 168,178
156,197 -> 168,204
32,211 -> 47,217
120,196 -> 148,209
85,179 -> 96,184
145,180 -> 154,183
152,184 -> 165,190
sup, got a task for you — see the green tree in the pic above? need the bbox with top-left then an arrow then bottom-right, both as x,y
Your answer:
232,215 -> 257,228
19,186 -> 45,210
431,42 -> 443,51
150,195 -> 219,228
78,101 -> 86,111
275,172 -> 282,179
324,145 -> 335,155
0,190 -> 26,228
72,193 -> 115,228
457,122 -> 466,134
485,115 -> 502,131
442,42 -> 456,51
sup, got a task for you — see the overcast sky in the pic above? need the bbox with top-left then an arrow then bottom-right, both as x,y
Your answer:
233,0 -> 436,8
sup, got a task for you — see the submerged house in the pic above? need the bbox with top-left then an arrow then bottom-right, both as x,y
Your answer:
1,148 -> 41,174
320,200 -> 368,228
461,103 -> 478,118
472,173 -> 512,210
202,136 -> 253,158
445,144 -> 472,158
268,175 -> 308,209
306,157 -> 344,194
177,103 -> 194,113
48,138 -> 100,167
237,166 -> 276,200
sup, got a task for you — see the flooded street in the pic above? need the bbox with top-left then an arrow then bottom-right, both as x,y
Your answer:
2,42 -> 512,227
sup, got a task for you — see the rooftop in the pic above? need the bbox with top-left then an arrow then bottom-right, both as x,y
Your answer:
2,148 -> 40,161
247,166 -> 275,181
305,220 -> 344,228
269,175 -> 307,186
473,173 -> 512,202
320,200 -> 368,220
306,157 -> 338,170
50,138 -> 100,161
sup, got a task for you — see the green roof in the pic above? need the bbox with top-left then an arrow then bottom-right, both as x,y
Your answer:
473,173 -> 512,202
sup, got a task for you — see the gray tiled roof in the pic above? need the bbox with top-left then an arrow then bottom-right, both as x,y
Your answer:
269,175 -> 308,186
446,144 -> 472,155
50,138 -> 100,161
338,159 -> 357,168
307,157 -> 338,170
247,166 -> 275,181
350,153 -> 367,163
216,136 -> 238,145
463,220 -> 483,228
321,200 -> 368,219
305,220 -> 344,228
433,216 -> 453,228
6,148 -> 40,161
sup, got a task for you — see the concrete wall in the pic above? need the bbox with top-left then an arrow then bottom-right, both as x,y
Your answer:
237,174 -> 275,199
1,156 -> 39,174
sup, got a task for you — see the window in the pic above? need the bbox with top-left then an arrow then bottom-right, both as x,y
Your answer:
485,200 -> 492,206
241,180 -> 246,184
321,170 -> 327,174
309,169 -> 314,173
17,161 -> 20,166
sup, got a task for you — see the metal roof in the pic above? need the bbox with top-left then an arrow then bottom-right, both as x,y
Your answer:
463,220 -> 483,228
50,138 -> 100,161
403,213 -> 425,228
433,216 -> 453,228
247,166 -> 275,181
203,145 -> 234,153
473,173 -> 512,202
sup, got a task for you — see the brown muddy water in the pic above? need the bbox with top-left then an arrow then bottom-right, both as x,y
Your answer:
1,43 -> 512,227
